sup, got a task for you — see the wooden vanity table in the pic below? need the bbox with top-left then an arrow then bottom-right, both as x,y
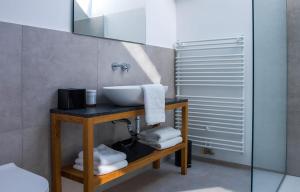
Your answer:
50,98 -> 188,192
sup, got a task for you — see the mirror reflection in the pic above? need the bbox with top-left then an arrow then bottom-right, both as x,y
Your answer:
73,0 -> 146,43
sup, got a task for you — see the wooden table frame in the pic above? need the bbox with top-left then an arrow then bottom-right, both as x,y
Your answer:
51,101 -> 188,192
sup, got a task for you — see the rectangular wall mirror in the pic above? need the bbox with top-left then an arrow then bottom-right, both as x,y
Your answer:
73,0 -> 146,44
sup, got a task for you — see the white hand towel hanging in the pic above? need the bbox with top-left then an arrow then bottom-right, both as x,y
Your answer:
141,84 -> 166,125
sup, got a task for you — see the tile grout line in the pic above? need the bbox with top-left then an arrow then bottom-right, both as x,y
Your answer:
96,39 -> 100,143
97,39 -> 100,97
20,24 -> 24,167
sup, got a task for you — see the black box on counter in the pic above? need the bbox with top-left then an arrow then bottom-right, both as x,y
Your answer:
57,89 -> 86,110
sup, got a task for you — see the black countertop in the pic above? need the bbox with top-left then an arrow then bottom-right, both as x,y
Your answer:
50,98 -> 188,118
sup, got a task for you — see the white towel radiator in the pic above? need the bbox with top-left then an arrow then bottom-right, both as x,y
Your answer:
175,36 -> 245,153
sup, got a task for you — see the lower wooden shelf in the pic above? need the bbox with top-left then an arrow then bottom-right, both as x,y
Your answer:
61,143 -> 185,187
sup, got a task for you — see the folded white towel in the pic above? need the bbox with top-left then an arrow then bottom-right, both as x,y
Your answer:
139,136 -> 183,150
73,160 -> 128,176
74,158 -> 104,167
139,127 -> 181,143
78,144 -> 126,165
141,84 -> 165,125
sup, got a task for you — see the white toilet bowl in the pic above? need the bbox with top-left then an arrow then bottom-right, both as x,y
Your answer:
0,163 -> 49,192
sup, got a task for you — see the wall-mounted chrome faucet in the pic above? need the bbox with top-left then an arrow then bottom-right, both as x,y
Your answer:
112,63 -> 131,72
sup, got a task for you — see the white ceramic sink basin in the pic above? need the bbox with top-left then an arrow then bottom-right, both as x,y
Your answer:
103,85 -> 168,106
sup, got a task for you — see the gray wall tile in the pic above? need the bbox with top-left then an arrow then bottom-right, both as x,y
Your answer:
0,22 -> 22,133
0,130 -> 22,165
287,110 -> 300,175
22,26 -> 99,129
145,45 -> 175,98
61,123 -> 84,166
95,123 -> 122,145
22,127 -> 50,179
287,0 -> 300,176
288,0 -> 300,43
288,41 -> 300,98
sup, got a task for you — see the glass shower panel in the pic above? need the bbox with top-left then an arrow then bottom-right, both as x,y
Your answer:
252,0 -> 287,191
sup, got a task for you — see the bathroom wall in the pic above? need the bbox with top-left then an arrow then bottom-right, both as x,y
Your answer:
0,20 -> 175,189
146,0 -> 177,49
175,0 -> 253,166
287,0 -> 300,177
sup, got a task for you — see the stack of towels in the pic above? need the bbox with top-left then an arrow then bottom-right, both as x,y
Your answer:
139,127 -> 183,150
73,144 -> 128,175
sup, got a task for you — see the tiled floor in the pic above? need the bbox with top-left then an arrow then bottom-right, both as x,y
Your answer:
279,175 -> 300,192
252,169 -> 284,192
65,160 -> 300,192
105,160 -> 251,192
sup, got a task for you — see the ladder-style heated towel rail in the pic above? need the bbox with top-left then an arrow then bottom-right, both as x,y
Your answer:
175,36 -> 245,153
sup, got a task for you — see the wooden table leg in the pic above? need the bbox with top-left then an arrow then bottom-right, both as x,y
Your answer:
181,104 -> 189,175
153,160 -> 160,169
151,124 -> 161,170
83,119 -> 95,192
51,114 -> 62,192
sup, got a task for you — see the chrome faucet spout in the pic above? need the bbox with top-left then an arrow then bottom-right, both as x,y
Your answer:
112,63 -> 131,72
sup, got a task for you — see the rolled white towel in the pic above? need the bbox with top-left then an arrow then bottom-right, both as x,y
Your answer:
78,144 -> 126,165
73,160 -> 128,176
139,136 -> 183,150
74,158 -> 104,167
139,127 -> 181,143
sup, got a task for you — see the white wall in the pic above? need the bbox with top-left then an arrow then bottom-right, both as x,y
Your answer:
146,0 -> 177,48
0,0 -> 176,48
176,0 -> 253,166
